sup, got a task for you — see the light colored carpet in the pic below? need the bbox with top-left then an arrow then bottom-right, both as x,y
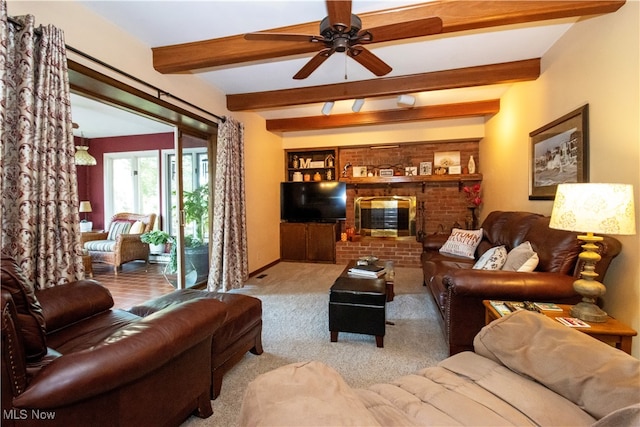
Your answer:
182,262 -> 448,427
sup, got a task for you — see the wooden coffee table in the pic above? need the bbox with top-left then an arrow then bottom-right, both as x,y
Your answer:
483,300 -> 637,354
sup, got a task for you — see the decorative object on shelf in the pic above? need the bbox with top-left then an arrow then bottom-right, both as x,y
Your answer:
79,201 -> 93,232
405,167 -> 417,176
303,173 -> 311,182
419,162 -> 432,175
326,170 -> 332,180
299,158 -> 312,168
379,169 -> 394,177
549,183 -> 635,322
342,162 -> 352,177
434,151 -> 460,175
310,160 -> 325,168
292,155 -> 299,169
468,155 -> 476,174
325,154 -> 335,167
352,166 -> 367,177
449,165 -> 462,174
293,171 -> 303,181
313,172 -> 322,181
529,104 -> 589,200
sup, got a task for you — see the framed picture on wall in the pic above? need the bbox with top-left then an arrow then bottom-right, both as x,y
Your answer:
419,162 -> 432,175
529,104 -> 589,200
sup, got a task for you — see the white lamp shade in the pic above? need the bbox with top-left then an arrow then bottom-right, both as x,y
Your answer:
550,183 -> 636,235
79,201 -> 92,213
75,146 -> 97,166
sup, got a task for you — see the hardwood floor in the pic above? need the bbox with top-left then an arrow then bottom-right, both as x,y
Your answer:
90,261 -> 175,309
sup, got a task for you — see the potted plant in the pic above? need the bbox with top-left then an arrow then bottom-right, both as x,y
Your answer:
140,230 -> 171,254
182,185 -> 210,285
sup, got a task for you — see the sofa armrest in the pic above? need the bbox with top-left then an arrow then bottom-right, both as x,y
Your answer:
444,269 -> 577,300
80,232 -> 108,245
13,298 -> 226,408
35,281 -> 114,333
422,233 -> 450,251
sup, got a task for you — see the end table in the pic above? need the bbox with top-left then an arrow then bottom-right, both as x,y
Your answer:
483,300 -> 637,355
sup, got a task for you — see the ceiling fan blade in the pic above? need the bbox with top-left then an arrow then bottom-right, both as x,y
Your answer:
326,0 -> 352,31
363,17 -> 443,43
347,46 -> 392,76
293,48 -> 334,80
244,32 -> 322,43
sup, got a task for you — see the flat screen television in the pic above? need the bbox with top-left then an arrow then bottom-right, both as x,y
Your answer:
281,181 -> 346,222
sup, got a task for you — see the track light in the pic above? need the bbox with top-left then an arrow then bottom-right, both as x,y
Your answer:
352,98 -> 365,112
397,94 -> 416,108
321,101 -> 334,116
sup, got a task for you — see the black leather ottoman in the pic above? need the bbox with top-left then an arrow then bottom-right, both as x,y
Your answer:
329,276 -> 387,347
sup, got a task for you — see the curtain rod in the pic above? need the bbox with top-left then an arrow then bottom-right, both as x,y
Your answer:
7,16 -> 225,124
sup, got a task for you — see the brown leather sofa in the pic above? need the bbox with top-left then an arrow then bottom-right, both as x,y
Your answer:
129,289 -> 263,399
422,211 -> 622,355
1,254 -> 226,427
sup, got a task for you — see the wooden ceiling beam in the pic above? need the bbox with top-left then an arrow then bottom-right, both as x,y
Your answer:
266,99 -> 500,132
227,59 -> 539,111
152,1 -> 624,73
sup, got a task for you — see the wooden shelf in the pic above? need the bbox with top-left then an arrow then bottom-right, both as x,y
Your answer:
340,173 -> 482,184
339,173 -> 482,192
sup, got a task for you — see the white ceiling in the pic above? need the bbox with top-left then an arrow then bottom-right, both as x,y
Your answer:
72,0 -> 579,136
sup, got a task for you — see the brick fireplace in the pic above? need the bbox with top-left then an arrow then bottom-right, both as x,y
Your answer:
335,140 -> 481,268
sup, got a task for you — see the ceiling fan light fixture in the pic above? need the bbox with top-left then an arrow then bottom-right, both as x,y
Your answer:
352,98 -> 365,112
322,101 -> 335,116
397,94 -> 416,108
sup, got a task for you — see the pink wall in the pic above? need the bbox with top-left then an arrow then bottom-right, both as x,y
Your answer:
76,132 -> 174,230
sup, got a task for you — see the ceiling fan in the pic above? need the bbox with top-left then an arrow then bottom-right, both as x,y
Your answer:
244,0 -> 443,80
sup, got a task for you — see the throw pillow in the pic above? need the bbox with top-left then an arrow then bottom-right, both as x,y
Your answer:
107,221 -> 132,241
439,228 -> 483,259
502,241 -> 539,272
129,220 -> 145,234
473,245 -> 508,270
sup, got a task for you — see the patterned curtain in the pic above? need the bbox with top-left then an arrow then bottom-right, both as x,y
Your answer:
207,117 -> 248,291
1,3 -> 84,288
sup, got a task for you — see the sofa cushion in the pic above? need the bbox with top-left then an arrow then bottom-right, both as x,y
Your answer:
84,240 -> 117,252
474,310 -> 640,419
129,220 -> 145,234
238,361 -> 382,426
473,245 -> 507,270
107,221 -> 132,240
502,241 -> 539,272
439,228 -> 483,259
0,254 -> 47,361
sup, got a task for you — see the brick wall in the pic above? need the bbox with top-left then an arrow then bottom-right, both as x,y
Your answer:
336,238 -> 424,268
338,140 -> 481,236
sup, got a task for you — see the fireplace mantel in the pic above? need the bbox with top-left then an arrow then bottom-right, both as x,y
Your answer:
341,173 -> 482,192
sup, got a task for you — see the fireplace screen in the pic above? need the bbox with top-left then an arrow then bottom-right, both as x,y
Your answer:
355,196 -> 416,237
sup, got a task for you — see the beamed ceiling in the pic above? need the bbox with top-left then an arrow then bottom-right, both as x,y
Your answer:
77,0 -> 625,134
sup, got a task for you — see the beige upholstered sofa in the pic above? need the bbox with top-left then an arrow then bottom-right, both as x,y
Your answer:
82,212 -> 156,274
239,310 -> 640,426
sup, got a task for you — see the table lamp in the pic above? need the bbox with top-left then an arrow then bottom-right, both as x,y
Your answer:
79,201 -> 93,232
549,183 -> 636,322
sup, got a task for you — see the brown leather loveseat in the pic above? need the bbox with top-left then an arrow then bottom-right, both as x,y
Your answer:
1,254 -> 227,426
422,211 -> 622,355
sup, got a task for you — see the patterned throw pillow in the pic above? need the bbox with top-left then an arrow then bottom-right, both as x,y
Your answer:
107,221 -> 132,241
502,241 -> 539,272
473,245 -> 508,270
439,228 -> 483,259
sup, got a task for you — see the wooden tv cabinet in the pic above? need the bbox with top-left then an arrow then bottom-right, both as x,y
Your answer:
280,222 -> 339,263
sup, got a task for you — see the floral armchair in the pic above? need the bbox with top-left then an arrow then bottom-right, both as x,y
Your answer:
82,213 -> 157,274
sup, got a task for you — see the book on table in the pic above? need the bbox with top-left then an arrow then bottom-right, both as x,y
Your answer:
348,264 -> 386,278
